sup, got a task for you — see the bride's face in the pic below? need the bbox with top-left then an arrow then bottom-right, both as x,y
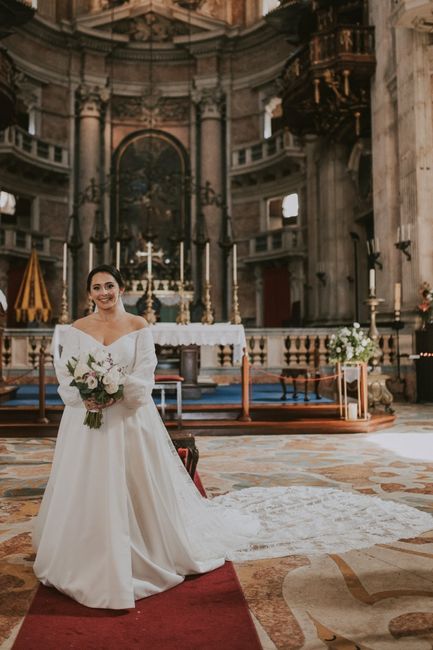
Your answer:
89,272 -> 124,311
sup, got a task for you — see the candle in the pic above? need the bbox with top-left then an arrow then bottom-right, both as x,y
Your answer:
369,268 -> 375,294
397,226 -> 401,243
147,241 -> 152,276
180,241 -> 184,282
374,237 -> 380,253
115,241 -> 121,269
62,242 -> 67,283
347,402 -> 358,421
205,241 -> 210,283
406,223 -> 411,241
233,243 -> 237,285
88,242 -> 94,272
394,282 -> 401,312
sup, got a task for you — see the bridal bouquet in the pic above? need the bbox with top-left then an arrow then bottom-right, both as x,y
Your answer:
328,323 -> 375,363
66,349 -> 126,429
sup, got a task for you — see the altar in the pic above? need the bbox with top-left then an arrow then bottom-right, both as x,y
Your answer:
52,323 -> 251,420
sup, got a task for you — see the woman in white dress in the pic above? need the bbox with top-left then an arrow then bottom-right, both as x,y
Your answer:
33,265 -> 433,609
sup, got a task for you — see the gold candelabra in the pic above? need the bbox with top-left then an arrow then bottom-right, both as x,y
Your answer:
58,282 -> 70,324
176,280 -> 190,325
230,282 -> 242,324
365,290 -> 384,369
201,281 -> 214,324
143,276 -> 157,324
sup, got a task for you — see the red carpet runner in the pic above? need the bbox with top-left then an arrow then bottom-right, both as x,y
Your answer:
13,475 -> 262,650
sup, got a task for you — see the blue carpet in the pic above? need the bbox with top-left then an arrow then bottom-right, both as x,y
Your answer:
3,383 -> 332,407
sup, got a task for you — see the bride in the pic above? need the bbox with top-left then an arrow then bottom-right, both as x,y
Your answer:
33,264 -> 433,609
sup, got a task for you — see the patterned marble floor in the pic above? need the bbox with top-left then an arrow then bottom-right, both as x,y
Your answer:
1,404 -> 433,649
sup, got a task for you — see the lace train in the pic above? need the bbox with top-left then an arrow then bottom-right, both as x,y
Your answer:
210,486 -> 433,561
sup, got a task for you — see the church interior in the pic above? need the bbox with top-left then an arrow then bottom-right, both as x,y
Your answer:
1,0 -> 433,647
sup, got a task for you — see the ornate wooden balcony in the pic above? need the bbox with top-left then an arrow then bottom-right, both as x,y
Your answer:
280,24 -> 375,138
273,0 -> 376,139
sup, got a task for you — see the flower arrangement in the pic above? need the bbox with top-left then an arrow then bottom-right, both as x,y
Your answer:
66,349 -> 126,429
418,282 -> 433,327
328,323 -> 375,364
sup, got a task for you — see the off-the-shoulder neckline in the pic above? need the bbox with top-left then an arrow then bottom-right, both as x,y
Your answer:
70,326 -> 148,348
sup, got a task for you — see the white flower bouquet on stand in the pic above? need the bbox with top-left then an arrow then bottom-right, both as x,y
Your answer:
328,322 -> 375,364
328,323 -> 374,421
66,349 -> 126,429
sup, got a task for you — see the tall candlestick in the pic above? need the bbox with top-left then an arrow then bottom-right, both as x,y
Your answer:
115,241 -> 121,270
369,268 -> 375,294
180,241 -> 184,282
88,242 -> 94,272
147,241 -> 152,276
394,282 -> 401,312
62,242 -> 67,283
233,243 -> 237,285
205,241 -> 210,282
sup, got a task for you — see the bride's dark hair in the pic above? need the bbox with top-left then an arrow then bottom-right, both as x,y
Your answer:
87,265 -> 125,292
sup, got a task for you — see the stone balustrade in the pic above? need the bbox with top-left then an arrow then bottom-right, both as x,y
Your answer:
0,125 -> 69,170
0,228 -> 51,256
231,129 -> 303,171
2,328 -> 414,385
246,227 -> 306,260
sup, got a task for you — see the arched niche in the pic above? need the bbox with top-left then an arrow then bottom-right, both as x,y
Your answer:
112,129 -> 190,278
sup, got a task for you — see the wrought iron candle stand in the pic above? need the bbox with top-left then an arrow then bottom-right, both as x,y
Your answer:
201,281 -> 214,325
143,275 -> 157,324
395,239 -> 411,261
176,280 -> 190,325
58,282 -> 70,324
389,310 -> 406,399
230,283 -> 242,325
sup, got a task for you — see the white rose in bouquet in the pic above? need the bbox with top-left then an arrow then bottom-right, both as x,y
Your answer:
86,375 -> 98,390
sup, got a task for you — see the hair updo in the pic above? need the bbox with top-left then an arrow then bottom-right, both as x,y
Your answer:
86,265 -> 125,293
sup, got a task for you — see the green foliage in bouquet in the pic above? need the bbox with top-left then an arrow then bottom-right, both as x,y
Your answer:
328,323 -> 375,364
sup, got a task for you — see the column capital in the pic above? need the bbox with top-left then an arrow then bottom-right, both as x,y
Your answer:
193,85 -> 224,119
76,84 -> 110,119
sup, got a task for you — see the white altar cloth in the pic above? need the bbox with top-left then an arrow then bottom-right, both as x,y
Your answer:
52,323 -> 246,363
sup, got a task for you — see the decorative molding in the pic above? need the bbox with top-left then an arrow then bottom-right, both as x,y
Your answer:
112,93 -> 190,123
105,12 -> 201,42
76,84 -> 110,118
193,85 -> 224,118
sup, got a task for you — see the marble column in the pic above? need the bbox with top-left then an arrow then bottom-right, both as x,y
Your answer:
75,84 -> 108,313
314,142 -> 355,324
195,86 -> 224,320
370,0 -> 400,317
394,27 -> 433,312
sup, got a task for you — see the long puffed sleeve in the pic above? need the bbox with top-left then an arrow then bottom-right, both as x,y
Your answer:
54,327 -> 83,408
123,327 -> 157,409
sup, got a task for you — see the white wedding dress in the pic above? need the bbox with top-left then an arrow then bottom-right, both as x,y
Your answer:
33,326 -> 433,609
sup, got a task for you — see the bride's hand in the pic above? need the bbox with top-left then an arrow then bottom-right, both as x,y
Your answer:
84,398 -> 117,411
